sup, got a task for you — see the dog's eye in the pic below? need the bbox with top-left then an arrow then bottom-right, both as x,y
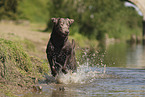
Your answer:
60,23 -> 63,26
67,22 -> 69,26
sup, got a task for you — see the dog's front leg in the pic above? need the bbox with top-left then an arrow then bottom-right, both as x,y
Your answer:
62,55 -> 70,74
47,56 -> 57,77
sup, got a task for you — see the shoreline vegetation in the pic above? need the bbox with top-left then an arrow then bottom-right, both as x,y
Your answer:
0,22 -> 49,96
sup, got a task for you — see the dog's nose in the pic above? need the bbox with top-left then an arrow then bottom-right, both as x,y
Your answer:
65,31 -> 69,34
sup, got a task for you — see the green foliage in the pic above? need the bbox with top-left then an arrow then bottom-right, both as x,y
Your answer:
70,32 -> 99,48
0,0 -> 19,20
0,0 -> 143,40
18,0 -> 49,22
70,33 -> 89,48
46,0 -> 142,40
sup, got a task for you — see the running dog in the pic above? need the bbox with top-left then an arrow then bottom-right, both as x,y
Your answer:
46,18 -> 77,77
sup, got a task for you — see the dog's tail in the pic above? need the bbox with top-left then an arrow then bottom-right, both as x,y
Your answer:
72,39 -> 75,49
71,39 -> 77,72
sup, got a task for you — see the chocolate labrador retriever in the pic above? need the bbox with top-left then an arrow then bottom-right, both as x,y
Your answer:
46,18 -> 77,77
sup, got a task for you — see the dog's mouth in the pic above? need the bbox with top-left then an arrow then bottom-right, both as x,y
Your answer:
64,32 -> 69,36
59,31 -> 69,37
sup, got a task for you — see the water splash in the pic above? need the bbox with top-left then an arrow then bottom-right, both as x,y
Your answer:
55,48 -> 107,84
56,64 -> 106,84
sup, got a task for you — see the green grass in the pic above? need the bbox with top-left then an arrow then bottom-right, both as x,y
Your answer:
22,39 -> 36,52
70,32 -> 99,48
0,38 -> 32,72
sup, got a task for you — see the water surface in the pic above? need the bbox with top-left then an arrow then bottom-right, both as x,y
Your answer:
23,43 -> 145,97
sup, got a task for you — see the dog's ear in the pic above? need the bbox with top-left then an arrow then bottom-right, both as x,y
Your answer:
51,18 -> 58,24
69,19 -> 74,25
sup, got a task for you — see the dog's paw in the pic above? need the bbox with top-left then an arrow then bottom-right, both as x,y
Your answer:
62,68 -> 68,74
52,66 -> 57,77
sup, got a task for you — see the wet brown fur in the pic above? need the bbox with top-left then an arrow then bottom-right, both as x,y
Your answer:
46,18 -> 77,77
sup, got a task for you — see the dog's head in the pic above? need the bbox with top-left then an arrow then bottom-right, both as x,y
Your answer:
51,18 -> 74,37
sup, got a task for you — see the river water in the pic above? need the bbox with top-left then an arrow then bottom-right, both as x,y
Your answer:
23,43 -> 145,97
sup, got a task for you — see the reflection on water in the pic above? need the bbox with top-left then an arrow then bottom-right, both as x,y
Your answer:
23,43 -> 145,97
127,44 -> 145,68
103,43 -> 127,67
104,43 -> 145,68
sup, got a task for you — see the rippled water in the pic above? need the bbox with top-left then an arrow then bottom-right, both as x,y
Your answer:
23,43 -> 145,97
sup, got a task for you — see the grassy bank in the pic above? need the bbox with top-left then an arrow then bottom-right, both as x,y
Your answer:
0,37 -> 49,96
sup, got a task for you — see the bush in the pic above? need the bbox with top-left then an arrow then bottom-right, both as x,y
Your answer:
0,0 -> 19,20
45,0 -> 142,40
